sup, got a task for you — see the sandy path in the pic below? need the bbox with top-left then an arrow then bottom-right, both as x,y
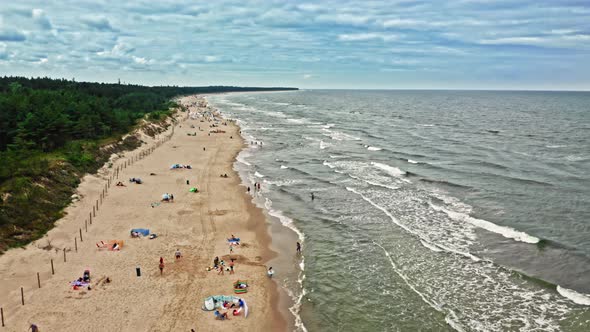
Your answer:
0,95 -> 284,331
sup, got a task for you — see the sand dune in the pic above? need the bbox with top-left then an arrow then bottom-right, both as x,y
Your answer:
0,95 -> 284,331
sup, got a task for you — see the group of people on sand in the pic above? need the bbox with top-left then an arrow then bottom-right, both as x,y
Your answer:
214,298 -> 245,321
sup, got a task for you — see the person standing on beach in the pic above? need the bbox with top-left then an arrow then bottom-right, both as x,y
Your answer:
311,192 -> 315,201
247,186 -> 251,193
175,249 -> 182,260
29,324 -> 39,332
229,259 -> 235,275
159,257 -> 164,275
296,242 -> 301,253
214,256 -> 219,268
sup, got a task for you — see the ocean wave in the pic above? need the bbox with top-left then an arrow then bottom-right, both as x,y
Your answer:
557,286 -> 590,306
265,198 -> 305,241
371,162 -> 406,177
264,179 -> 301,187
373,241 -> 465,332
420,178 -> 472,189
322,129 -> 361,141
280,165 -> 289,169
255,171 -> 265,178
367,146 -> 382,151
565,154 -> 588,162
420,240 -> 443,252
319,140 -> 330,150
348,187 -> 480,261
287,118 -> 308,124
407,159 -> 419,164
430,203 -> 540,244
236,154 -> 251,166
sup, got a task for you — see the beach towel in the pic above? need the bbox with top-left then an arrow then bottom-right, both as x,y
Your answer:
189,187 -> 198,192
131,228 -> 150,236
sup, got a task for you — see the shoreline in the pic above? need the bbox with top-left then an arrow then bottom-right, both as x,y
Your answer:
0,95 -> 287,331
207,93 -> 305,331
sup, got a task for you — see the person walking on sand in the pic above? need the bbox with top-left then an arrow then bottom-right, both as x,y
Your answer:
247,186 -> 251,193
175,249 -> 182,260
229,243 -> 234,254
218,263 -> 225,275
29,324 -> 39,332
297,242 -> 302,253
159,257 -> 164,275
267,267 -> 274,278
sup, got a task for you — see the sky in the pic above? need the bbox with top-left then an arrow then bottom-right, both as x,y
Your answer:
1,0 -> 590,90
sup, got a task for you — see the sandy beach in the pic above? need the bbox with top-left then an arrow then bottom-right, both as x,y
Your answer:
0,95 -> 285,331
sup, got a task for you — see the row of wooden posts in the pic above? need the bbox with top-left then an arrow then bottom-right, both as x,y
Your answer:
1,127 -> 177,328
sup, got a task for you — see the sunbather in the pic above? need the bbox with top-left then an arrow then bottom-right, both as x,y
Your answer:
214,310 -> 229,320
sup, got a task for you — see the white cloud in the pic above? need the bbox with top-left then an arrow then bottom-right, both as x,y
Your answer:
316,13 -> 370,26
479,37 -> 542,44
338,33 -> 398,42
382,19 -> 423,28
81,16 -> 115,31
32,9 -> 52,30
204,55 -> 220,62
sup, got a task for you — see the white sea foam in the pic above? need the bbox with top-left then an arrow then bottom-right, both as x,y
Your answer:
430,203 -> 540,244
255,171 -> 265,178
373,241 -> 464,331
420,240 -> 443,252
557,286 -> 590,305
236,154 -> 251,166
367,146 -> 382,151
280,165 -> 289,169
287,118 -> 307,124
371,162 -> 406,177
264,179 -> 300,187
347,187 -> 480,261
322,129 -> 361,141
265,198 -> 305,241
319,140 -> 330,150
323,160 -> 336,168
408,159 -> 418,164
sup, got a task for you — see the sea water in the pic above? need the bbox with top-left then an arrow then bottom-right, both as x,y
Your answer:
208,90 -> 590,331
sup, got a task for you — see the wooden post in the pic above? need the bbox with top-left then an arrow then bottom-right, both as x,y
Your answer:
37,272 -> 41,288
93,206 -> 95,217
1,306 -> 4,327
75,237 -> 77,252
96,200 -> 99,212
21,287 -> 24,305
85,220 -> 88,232
80,228 -> 83,241
51,259 -> 54,274
63,248 -> 66,262
90,212 -> 92,225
